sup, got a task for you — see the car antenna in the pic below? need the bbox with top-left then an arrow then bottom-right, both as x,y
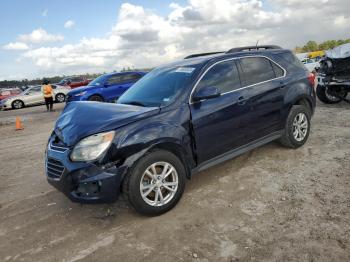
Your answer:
255,40 -> 259,49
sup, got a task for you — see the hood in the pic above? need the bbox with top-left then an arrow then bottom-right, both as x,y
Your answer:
68,85 -> 96,94
54,101 -> 159,146
325,43 -> 350,59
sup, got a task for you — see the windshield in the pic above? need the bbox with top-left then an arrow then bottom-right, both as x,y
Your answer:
88,75 -> 106,86
117,66 -> 196,107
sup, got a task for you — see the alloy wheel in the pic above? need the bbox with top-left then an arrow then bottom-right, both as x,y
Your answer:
292,113 -> 308,142
13,101 -> 23,109
139,162 -> 179,207
56,94 -> 65,102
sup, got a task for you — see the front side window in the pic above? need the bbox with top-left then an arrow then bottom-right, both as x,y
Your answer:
239,57 -> 277,86
122,73 -> 142,83
196,59 -> 241,94
107,75 -> 123,85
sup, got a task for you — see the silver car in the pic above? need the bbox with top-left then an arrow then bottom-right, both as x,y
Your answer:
1,85 -> 70,110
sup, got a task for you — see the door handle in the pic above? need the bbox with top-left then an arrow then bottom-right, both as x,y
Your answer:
280,81 -> 286,89
238,96 -> 248,105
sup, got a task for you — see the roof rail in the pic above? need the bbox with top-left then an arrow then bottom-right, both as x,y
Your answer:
226,45 -> 282,53
184,52 -> 224,59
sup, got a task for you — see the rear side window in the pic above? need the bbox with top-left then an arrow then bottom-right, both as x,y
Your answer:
239,57 -> 277,86
271,62 -> 284,77
197,60 -> 241,94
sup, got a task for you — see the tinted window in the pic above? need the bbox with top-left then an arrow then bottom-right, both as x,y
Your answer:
240,57 -> 276,86
197,60 -> 241,94
271,62 -> 284,77
107,75 -> 123,85
122,73 -> 141,83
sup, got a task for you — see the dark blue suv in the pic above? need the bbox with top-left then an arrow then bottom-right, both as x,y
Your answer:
46,45 -> 316,216
66,71 -> 146,103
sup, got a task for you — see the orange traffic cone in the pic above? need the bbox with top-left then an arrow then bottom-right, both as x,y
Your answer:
15,117 -> 23,130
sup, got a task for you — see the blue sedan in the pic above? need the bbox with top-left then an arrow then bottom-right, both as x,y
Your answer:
66,71 -> 146,103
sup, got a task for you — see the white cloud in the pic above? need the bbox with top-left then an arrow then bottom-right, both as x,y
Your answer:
42,9 -> 48,17
3,42 -> 29,50
4,0 -> 350,79
64,20 -> 75,29
18,28 -> 64,44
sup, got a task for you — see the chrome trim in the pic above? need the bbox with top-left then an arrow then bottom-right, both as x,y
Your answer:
189,55 -> 287,104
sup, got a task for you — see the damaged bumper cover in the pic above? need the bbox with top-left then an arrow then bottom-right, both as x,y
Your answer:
46,142 -> 126,203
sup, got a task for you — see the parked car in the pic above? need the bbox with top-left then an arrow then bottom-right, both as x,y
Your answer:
316,43 -> 350,104
1,84 -> 70,110
45,45 -> 316,216
0,88 -> 22,101
58,76 -> 92,89
66,71 -> 146,103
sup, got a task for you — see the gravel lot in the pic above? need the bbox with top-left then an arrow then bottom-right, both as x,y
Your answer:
0,101 -> 349,262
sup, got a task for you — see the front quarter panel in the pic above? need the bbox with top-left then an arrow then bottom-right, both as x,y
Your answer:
101,105 -> 195,176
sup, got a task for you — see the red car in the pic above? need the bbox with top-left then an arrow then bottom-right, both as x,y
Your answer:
0,88 -> 22,101
58,76 -> 91,89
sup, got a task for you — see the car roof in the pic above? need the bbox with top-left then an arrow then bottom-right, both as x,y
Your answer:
158,45 -> 289,69
104,71 -> 147,77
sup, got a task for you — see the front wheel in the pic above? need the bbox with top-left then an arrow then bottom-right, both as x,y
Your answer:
316,84 -> 347,104
12,100 -> 24,109
123,150 -> 186,216
280,105 -> 311,148
88,95 -> 104,102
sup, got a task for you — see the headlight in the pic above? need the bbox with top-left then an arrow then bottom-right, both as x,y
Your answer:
70,131 -> 115,162
74,91 -> 87,97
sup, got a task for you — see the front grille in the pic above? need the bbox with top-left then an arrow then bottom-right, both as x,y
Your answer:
46,158 -> 65,179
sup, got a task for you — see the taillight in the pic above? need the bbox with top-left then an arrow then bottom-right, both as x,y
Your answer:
308,72 -> 316,88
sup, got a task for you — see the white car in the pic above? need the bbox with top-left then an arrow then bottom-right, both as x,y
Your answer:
0,84 -> 70,110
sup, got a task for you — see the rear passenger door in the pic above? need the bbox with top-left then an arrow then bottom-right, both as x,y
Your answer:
238,56 -> 285,141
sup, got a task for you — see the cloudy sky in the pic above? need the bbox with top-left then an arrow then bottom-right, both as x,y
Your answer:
0,0 -> 349,80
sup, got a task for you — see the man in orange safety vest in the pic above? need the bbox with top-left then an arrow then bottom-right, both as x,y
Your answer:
42,79 -> 54,111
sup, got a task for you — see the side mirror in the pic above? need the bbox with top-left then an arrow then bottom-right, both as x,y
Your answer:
104,83 -> 110,88
192,86 -> 221,102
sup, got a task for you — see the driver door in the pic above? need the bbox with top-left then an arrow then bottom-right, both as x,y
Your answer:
190,59 -> 254,164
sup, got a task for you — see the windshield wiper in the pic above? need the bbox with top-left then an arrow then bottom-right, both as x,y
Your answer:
123,101 -> 147,107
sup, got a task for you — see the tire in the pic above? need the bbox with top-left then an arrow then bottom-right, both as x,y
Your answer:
12,100 -> 24,109
280,105 -> 311,149
316,84 -> 346,104
123,150 -> 186,216
55,93 -> 66,103
88,95 -> 104,102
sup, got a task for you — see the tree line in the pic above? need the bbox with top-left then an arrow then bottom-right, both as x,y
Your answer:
294,38 -> 350,53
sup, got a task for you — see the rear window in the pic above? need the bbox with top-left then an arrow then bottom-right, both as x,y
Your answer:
239,57 -> 278,86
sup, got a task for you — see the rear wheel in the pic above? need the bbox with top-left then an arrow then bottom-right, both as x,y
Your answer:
316,84 -> 347,104
280,105 -> 311,148
12,100 -> 24,109
88,95 -> 104,102
55,93 -> 66,103
123,150 -> 186,216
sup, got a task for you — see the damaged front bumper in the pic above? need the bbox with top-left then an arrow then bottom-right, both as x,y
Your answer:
45,142 -> 126,203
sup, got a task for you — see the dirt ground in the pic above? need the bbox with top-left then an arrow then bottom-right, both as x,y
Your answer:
0,101 -> 349,262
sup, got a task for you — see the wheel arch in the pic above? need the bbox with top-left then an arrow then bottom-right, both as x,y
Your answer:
147,142 -> 193,179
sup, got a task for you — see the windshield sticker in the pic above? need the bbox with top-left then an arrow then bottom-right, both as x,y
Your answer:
163,98 -> 170,102
174,67 -> 195,74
